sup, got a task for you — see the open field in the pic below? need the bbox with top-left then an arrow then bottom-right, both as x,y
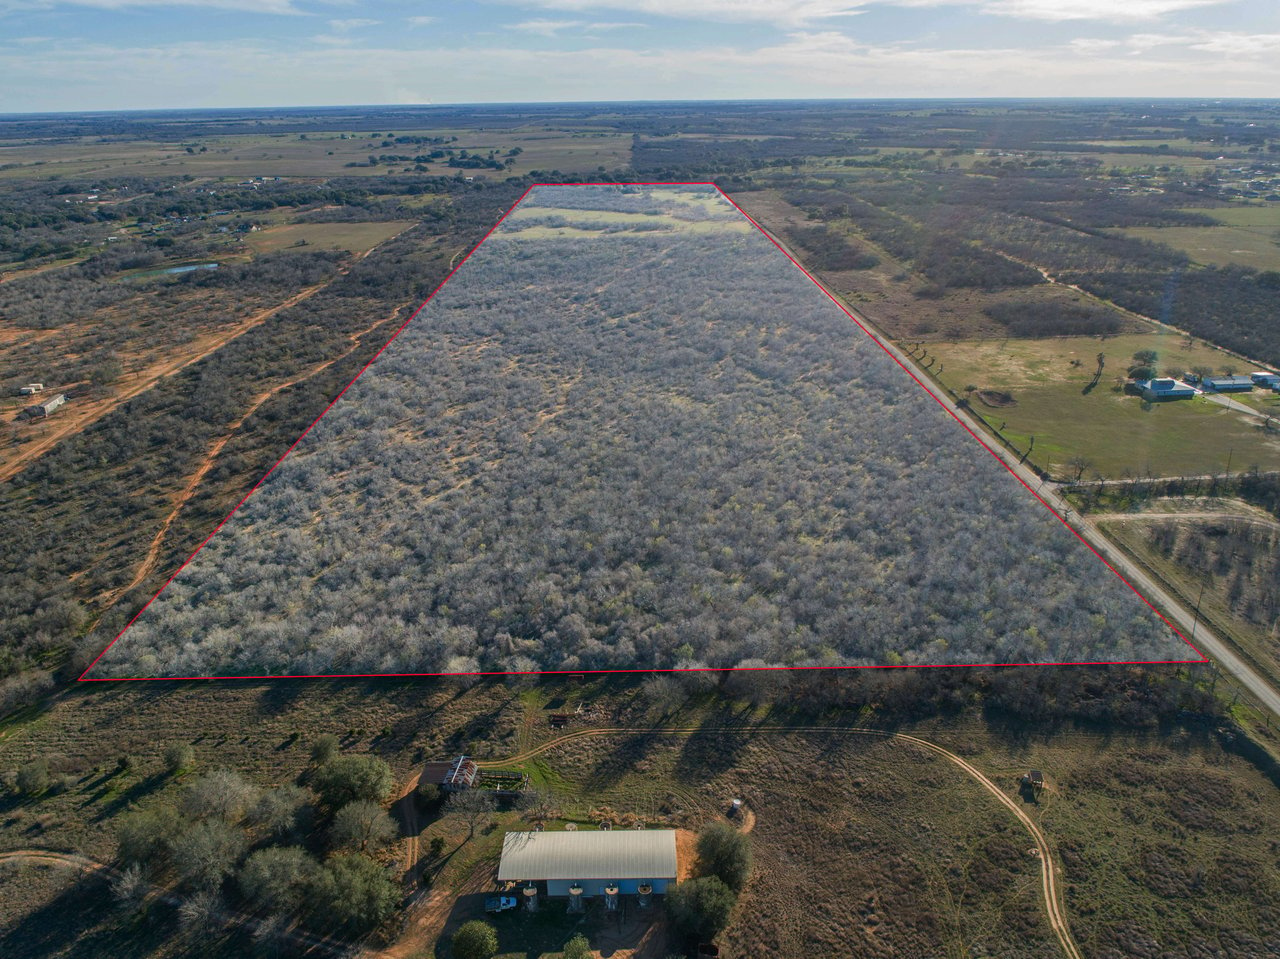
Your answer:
0,128 -> 631,181
923,335 -> 1280,477
1195,203 -> 1280,229
3,675 -> 1280,958
242,221 -> 416,256
1118,225 -> 1280,272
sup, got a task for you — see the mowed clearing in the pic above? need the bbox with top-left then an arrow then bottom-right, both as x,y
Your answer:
1117,202 -> 1280,272
242,221 -> 416,255
1118,224 -> 1280,272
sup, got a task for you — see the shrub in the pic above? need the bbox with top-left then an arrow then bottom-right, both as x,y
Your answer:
116,804 -> 182,868
249,783 -> 311,838
696,822 -> 752,892
16,759 -> 49,796
666,876 -> 736,941
164,743 -> 194,776
311,853 -> 398,933
415,778 -> 441,806
329,800 -> 400,852
181,769 -> 259,823
452,919 -> 499,959
310,734 -> 340,765
172,819 -> 248,890
238,846 -> 320,914
311,755 -> 393,810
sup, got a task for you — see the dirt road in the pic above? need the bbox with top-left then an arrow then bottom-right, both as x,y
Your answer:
96,303 -> 408,612
0,280 -> 329,484
471,724 -> 1083,959
2,231 -> 412,486
1094,510 -> 1280,534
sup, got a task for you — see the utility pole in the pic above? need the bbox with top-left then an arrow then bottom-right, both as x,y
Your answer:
1191,581 -> 1206,642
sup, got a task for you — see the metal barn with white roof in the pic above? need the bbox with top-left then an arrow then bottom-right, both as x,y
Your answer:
497,829 -> 678,897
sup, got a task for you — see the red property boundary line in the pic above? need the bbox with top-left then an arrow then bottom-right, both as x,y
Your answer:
80,181 -> 1206,682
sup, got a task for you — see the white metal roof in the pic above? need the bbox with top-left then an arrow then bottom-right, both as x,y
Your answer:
497,829 -> 678,882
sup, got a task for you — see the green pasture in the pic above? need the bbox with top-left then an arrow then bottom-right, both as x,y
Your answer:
926,335 -> 1280,477
1118,224 -> 1280,272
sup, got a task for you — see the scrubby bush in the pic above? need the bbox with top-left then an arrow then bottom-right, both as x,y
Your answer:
696,822 -> 752,892
452,919 -> 499,959
666,875 -> 736,941
311,755 -> 393,809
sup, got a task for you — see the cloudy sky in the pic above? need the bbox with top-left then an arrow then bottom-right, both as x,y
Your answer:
1,0 -> 1278,112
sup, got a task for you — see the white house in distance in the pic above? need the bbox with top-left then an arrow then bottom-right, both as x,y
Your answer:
1134,377 -> 1197,402
497,829 -> 678,898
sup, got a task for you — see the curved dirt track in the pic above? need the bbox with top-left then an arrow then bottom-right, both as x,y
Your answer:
475,724 -> 1083,959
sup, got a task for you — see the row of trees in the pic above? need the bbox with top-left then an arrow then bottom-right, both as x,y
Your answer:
784,187 -> 1042,293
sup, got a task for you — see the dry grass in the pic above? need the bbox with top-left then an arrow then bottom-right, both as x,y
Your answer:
3,681 -> 1280,958
242,221 -> 415,256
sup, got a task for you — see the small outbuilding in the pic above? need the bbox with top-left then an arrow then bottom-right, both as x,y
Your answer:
1135,378 -> 1196,401
23,393 -> 66,418
419,755 -> 479,792
1202,375 -> 1255,393
1250,371 -> 1280,390
497,829 -> 678,898
16,383 -> 44,396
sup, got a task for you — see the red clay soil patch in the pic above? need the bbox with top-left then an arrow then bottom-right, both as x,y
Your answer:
676,828 -> 699,882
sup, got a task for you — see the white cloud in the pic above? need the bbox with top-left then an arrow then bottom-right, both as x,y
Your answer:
1187,31 -> 1280,55
975,0 -> 1228,21
505,0 -> 1234,27
406,15 -> 436,26
509,17 -> 645,35
328,17 -> 379,31
501,1 -> 870,27
11,0 -> 302,12
5,24 -> 1280,113
509,18 -> 587,35
1066,37 -> 1122,55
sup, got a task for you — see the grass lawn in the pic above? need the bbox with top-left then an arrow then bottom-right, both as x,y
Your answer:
926,334 -> 1280,477
1191,203 -> 1280,229
241,221 -> 416,256
1118,224 -> 1280,272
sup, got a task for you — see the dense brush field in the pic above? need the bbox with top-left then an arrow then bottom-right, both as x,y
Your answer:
91,185 -> 1188,677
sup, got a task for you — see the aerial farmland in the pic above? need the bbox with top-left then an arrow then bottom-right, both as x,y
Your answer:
86,185 -> 1192,679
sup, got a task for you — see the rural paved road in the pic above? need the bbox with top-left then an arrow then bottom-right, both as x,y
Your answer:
900,339 -> 1280,721
475,724 -> 1084,959
760,231 -> 1280,722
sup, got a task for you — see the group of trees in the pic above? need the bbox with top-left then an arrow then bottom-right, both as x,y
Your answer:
983,297 -> 1124,338
783,187 -> 1042,294
1142,518 -> 1280,646
113,739 -> 401,937
667,823 -> 753,944
786,224 -> 879,272
0,176 -> 528,703
91,185 -> 1182,679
